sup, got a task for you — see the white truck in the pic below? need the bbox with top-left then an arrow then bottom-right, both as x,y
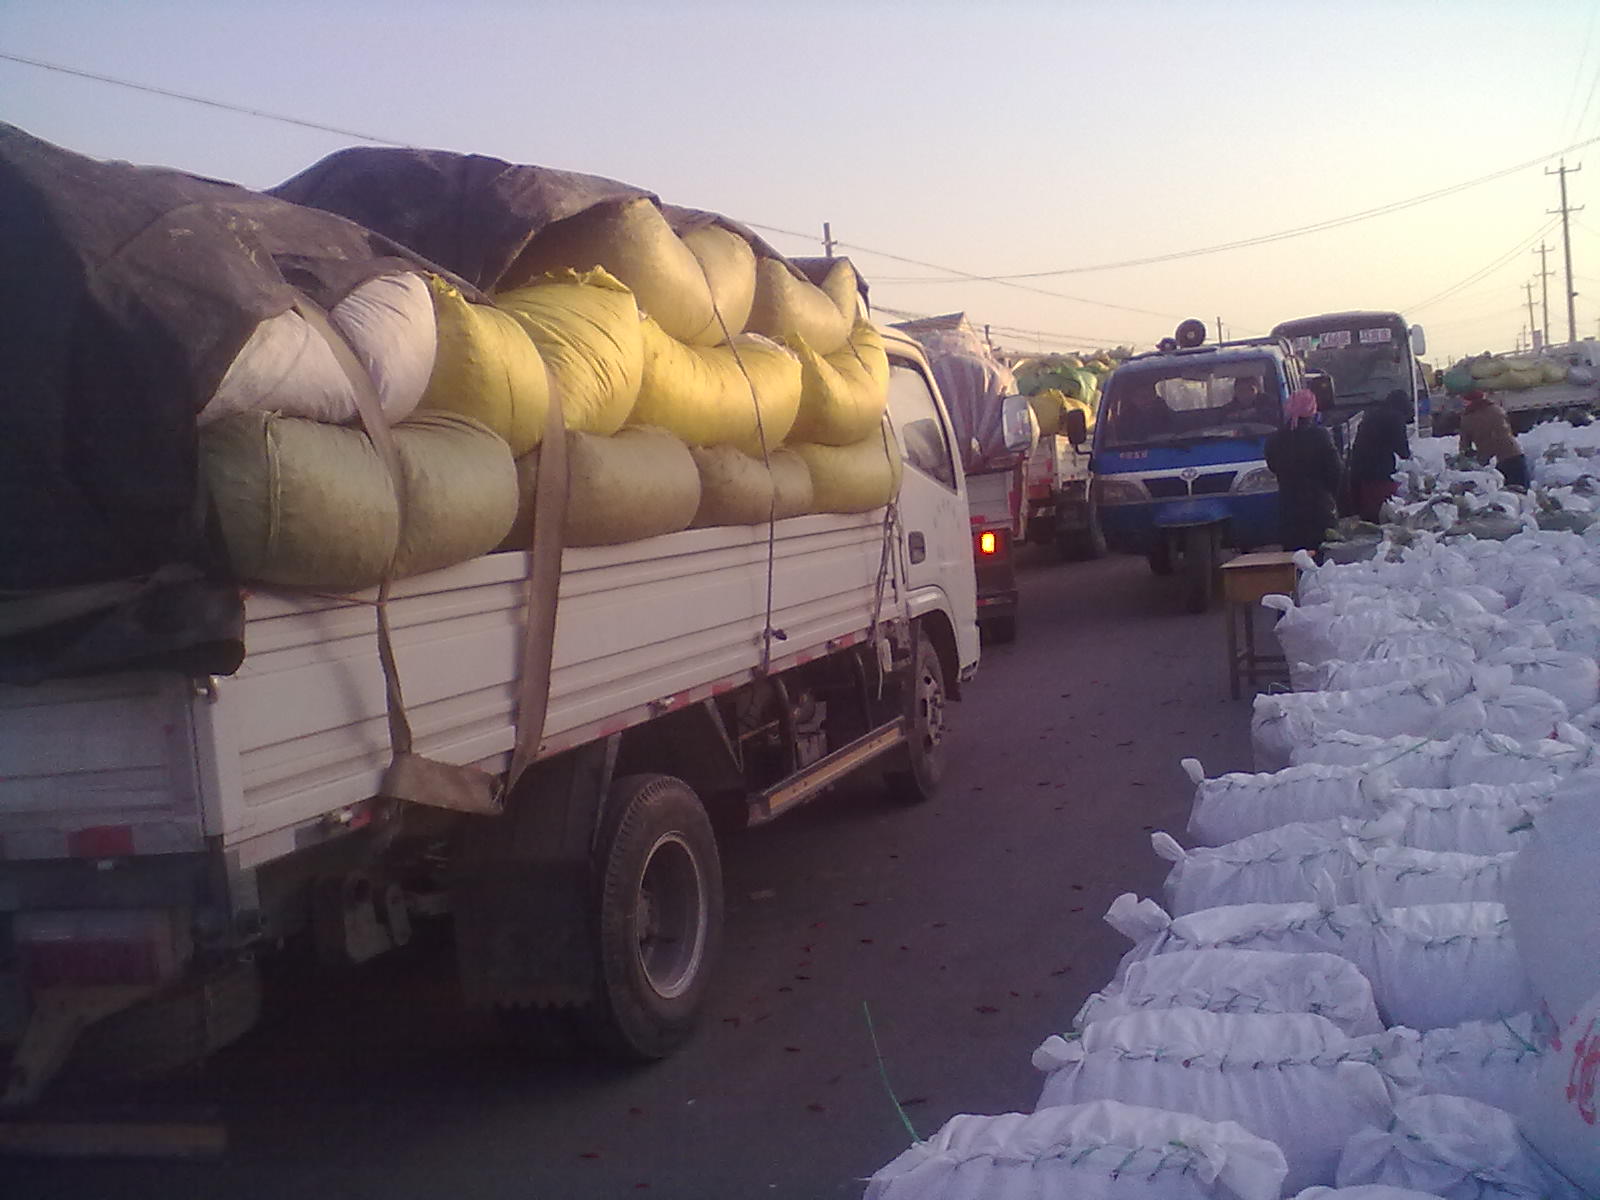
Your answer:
0,327 -> 988,1102
1433,341 -> 1600,435
1022,407 -> 1103,561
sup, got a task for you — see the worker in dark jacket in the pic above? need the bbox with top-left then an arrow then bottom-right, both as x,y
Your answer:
1347,389 -> 1413,522
1265,388 -> 1342,553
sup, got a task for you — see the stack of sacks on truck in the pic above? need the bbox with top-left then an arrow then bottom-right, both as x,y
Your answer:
264,148 -> 899,573
864,433 -> 1600,1196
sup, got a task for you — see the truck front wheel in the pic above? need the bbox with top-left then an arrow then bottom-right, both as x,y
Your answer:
584,773 -> 722,1061
885,636 -> 949,803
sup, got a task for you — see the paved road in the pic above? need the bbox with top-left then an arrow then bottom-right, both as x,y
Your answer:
7,550 -> 1257,1200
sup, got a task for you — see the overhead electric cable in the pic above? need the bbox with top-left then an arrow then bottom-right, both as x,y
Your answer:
1562,4 -> 1600,142
1405,219 -> 1560,314
833,135 -> 1600,283
0,51 -> 413,146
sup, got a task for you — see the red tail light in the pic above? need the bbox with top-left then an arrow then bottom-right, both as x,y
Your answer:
977,531 -> 999,556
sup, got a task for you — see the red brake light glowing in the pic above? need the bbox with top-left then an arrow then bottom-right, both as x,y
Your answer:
978,531 -> 998,555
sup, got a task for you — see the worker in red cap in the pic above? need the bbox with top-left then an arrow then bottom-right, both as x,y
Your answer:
1458,389 -> 1528,489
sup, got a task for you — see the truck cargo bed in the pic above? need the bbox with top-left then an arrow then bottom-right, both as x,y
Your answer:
0,512 -> 897,869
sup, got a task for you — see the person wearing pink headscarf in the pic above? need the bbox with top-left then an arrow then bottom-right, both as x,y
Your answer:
1264,388 -> 1342,553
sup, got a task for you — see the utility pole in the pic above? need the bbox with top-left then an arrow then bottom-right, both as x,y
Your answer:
1525,280 -> 1539,349
1547,160 -> 1583,344
1215,316 -> 1224,343
1533,242 -> 1554,348
822,222 -> 835,257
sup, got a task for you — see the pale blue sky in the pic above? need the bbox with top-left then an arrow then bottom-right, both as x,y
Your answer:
3,0 -> 1597,362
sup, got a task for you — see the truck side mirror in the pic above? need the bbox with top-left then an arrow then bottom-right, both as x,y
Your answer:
1000,394 -> 1039,455
1063,407 -> 1089,447
1410,324 -> 1427,356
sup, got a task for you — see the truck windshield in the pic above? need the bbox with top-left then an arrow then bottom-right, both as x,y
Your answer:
1100,362 -> 1281,448
1275,318 -> 1411,407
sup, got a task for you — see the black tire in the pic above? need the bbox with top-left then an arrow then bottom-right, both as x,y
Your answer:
581,774 -> 722,1061
61,957 -> 261,1085
1148,539 -> 1174,576
1182,525 -> 1219,614
1056,508 -> 1107,562
885,635 -> 949,804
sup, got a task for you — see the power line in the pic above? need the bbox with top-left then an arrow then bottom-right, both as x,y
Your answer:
1406,218 -> 1560,313
746,219 -> 1187,320
0,51 -> 413,147
871,134 -> 1600,282
1563,3 -> 1600,142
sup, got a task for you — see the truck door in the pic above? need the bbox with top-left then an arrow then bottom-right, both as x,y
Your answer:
885,358 -> 980,668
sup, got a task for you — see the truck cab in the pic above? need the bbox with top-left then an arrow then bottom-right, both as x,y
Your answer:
1092,334 -> 1300,611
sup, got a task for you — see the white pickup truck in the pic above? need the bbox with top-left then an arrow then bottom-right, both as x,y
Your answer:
0,327 -> 986,1100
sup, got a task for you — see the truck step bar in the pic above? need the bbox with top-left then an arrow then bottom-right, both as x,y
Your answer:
745,718 -> 906,826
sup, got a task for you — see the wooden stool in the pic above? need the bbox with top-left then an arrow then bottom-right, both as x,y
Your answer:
1221,551 -> 1298,699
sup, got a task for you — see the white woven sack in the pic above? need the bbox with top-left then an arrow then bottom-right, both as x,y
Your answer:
1417,1013 -> 1545,1114
1364,777 -> 1553,854
1033,1011 -> 1418,1194
1504,777 -> 1600,1027
1519,988 -> 1600,1194
1251,682 -> 1451,772
1445,727 -> 1593,787
1356,902 -> 1535,1031
328,272 -> 436,424
1491,636 -> 1600,714
200,306 -> 358,425
1294,1189 -> 1445,1200
1290,732 -> 1457,788
1336,1094 -> 1585,1200
1104,895 -> 1362,980
1153,821 -> 1392,914
1073,948 -> 1383,1037
1261,594 -> 1424,670
1351,844 -> 1513,906
862,1100 -> 1288,1200
1182,759 -> 1375,846
1295,654 -> 1476,701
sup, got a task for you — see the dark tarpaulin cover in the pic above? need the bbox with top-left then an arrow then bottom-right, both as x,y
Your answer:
269,147 -> 796,291
0,124 -> 455,683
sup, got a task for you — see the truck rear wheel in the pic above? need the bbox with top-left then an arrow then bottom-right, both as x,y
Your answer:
885,636 -> 948,803
582,774 -> 722,1061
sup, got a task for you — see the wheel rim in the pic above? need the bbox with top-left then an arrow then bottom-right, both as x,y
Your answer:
915,656 -> 947,756
633,832 -> 708,1000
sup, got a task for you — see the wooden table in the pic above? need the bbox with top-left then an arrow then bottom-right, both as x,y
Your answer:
1221,551 -> 1299,699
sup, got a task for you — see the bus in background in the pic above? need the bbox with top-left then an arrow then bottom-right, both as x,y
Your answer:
1270,311 -> 1429,437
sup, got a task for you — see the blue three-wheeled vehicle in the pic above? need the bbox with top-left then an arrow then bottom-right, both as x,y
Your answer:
1090,323 -> 1328,612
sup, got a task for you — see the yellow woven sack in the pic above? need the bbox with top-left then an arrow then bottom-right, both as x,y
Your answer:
633,317 -> 802,453
817,258 -> 861,325
746,259 -> 852,356
769,447 -> 814,519
790,425 -> 903,514
418,277 -> 550,455
786,320 -> 892,446
504,198 -> 719,346
389,413 -> 521,578
1030,388 -> 1066,437
497,269 -> 643,437
689,444 -> 775,527
504,426 -> 701,549
202,411 -> 398,591
682,225 -> 757,340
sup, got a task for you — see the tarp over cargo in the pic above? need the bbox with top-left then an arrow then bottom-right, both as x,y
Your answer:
0,123 -> 463,682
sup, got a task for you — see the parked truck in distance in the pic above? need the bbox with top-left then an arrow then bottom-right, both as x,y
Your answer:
1433,341 -> 1600,435
893,314 -> 1036,643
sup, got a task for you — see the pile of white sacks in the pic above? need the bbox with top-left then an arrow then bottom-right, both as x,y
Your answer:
864,429 -> 1600,1200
